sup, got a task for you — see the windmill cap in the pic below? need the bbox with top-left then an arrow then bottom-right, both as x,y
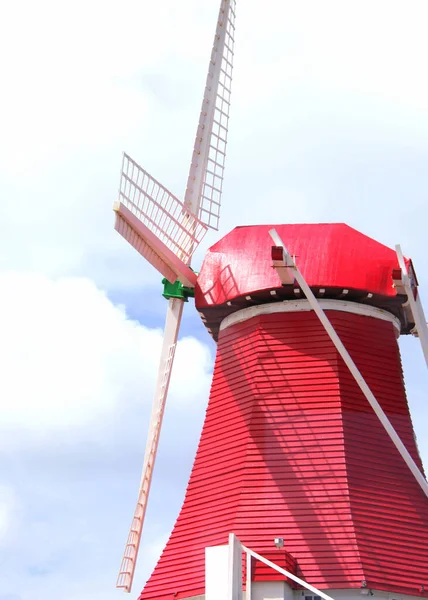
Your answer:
194,223 -> 413,340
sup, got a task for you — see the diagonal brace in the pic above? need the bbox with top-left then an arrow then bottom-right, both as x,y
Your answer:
269,229 -> 428,500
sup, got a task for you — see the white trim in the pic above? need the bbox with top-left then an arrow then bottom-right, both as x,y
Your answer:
220,298 -> 401,336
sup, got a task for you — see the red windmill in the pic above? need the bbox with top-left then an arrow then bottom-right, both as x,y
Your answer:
112,2 -> 428,599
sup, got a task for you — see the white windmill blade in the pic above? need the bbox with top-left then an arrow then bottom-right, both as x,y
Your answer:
115,0 -> 237,592
395,244 -> 428,368
117,297 -> 184,593
114,153 -> 208,287
184,0 -> 236,230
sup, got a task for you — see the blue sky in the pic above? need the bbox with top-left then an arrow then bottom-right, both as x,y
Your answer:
0,1 -> 427,598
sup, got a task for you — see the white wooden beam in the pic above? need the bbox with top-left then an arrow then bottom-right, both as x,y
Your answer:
396,244 -> 428,368
269,229 -> 428,500
228,533 -> 243,600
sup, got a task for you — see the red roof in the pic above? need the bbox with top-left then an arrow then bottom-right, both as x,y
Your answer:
195,224 -> 401,308
140,310 -> 428,600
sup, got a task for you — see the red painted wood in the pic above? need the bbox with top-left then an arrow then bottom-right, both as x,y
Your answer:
195,223 -> 405,307
139,311 -> 428,600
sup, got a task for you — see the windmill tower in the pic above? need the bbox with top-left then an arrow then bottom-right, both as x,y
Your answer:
112,2 -> 428,600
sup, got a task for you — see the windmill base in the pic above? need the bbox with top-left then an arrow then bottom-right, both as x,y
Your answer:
204,540 -> 428,600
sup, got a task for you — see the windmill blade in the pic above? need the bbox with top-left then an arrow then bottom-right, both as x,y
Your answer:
184,0 -> 236,230
114,153 -> 208,286
395,244 -> 428,368
117,297 -> 185,593
114,0 -> 237,592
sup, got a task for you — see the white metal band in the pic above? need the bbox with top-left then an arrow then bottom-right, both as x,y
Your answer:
220,299 -> 401,337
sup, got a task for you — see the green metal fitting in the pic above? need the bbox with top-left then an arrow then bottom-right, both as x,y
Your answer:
162,278 -> 195,301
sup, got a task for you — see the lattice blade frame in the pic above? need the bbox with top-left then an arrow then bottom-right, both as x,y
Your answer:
115,154 -> 208,285
184,0 -> 236,230
119,153 -> 207,264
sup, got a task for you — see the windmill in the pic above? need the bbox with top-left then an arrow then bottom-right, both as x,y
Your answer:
113,1 -> 428,599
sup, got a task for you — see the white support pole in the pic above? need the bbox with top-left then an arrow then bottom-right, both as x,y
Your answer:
396,244 -> 428,368
246,552 -> 252,600
269,229 -> 428,500
228,533 -> 243,600
242,545 -> 336,600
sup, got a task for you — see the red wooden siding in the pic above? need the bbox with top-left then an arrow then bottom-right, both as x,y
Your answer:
335,312 -> 428,595
140,311 -> 428,600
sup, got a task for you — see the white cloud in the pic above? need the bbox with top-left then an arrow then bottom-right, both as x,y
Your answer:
0,272 -> 212,437
0,272 -> 211,598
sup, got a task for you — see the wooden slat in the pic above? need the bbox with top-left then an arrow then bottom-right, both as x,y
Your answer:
140,311 -> 428,600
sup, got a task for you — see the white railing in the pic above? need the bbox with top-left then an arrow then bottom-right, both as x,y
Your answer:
228,534 -> 336,600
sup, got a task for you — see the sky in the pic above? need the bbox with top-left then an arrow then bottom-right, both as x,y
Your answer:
0,0 -> 427,598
